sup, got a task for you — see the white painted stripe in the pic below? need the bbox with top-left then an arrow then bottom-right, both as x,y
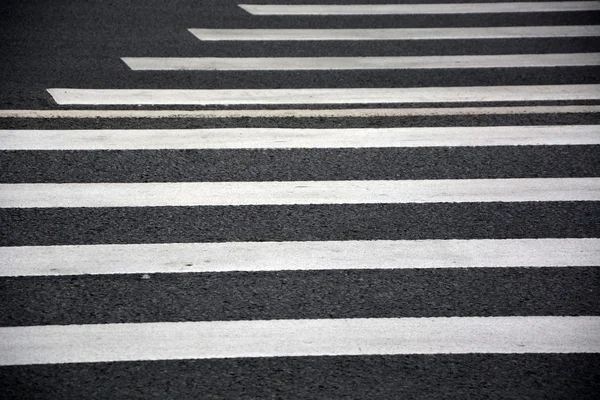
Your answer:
2,125 -> 599,150
122,53 -> 600,70
189,26 -> 600,41
2,239 -> 597,277
46,85 -> 600,105
1,179 -> 598,208
2,106 -> 600,119
239,2 -> 600,15
2,317 -> 598,365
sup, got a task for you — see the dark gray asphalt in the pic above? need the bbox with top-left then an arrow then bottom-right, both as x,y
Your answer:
1,113 -> 599,129
3,355 -> 599,400
1,0 -> 600,398
3,145 -> 599,182
2,202 -> 599,246
2,267 -> 599,326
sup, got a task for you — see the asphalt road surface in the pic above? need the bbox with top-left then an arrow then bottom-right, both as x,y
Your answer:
1,0 -> 599,398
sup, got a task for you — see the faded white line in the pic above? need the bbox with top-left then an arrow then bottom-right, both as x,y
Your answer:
2,239 -> 598,277
189,26 -> 600,41
239,2 -> 600,15
46,85 -> 600,105
2,317 -> 599,365
121,53 -> 600,70
2,125 -> 599,150
1,179 -> 598,208
2,106 -> 600,118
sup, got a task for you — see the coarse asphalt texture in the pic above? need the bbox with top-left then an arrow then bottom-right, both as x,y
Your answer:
1,0 -> 599,398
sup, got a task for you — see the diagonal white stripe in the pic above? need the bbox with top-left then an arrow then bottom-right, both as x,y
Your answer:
2,317 -> 599,365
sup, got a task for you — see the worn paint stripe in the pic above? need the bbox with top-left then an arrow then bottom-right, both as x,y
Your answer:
238,2 -> 600,15
1,238 -> 598,276
121,53 -> 600,70
1,178 -> 599,208
46,85 -> 600,105
1,106 -> 600,118
189,26 -> 600,41
1,125 -> 599,150
1,317 -> 598,365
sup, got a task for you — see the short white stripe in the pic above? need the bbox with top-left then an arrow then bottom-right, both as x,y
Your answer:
2,106 -> 600,118
2,239 -> 597,277
2,125 -> 598,150
239,2 -> 600,15
189,26 -> 600,41
46,85 -> 600,105
121,53 -> 600,70
1,179 -> 598,208
1,317 -> 598,365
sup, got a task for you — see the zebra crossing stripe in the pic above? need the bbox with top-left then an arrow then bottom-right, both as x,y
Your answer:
2,125 -> 598,150
1,178 -> 599,208
189,26 -> 600,41
2,239 -> 598,276
2,106 -> 600,118
121,53 -> 600,70
238,2 -> 600,15
2,316 -> 598,365
46,85 -> 600,105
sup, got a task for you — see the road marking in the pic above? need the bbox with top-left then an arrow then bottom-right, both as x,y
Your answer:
1,178 -> 598,208
2,125 -> 599,150
122,53 -> 600,70
189,26 -> 600,41
2,316 -> 598,365
46,85 -> 600,105
2,239 -> 598,277
2,106 -> 600,118
239,2 -> 600,15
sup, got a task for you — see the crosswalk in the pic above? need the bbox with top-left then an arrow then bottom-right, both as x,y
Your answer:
2,0 -> 600,397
